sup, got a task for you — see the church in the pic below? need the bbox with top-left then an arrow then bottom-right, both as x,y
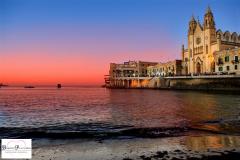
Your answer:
107,6 -> 240,85
181,7 -> 240,75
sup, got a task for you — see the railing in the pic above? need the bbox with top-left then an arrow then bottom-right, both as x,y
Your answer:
110,73 -> 240,80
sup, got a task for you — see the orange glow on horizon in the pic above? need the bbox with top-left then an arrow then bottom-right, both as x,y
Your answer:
1,48 -> 178,85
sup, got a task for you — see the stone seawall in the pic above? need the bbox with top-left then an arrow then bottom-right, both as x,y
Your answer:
168,77 -> 240,91
108,76 -> 240,91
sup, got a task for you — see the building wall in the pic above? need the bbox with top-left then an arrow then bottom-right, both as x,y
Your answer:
147,60 -> 182,77
109,61 -> 157,78
214,48 -> 240,75
109,61 -> 138,78
138,61 -> 158,77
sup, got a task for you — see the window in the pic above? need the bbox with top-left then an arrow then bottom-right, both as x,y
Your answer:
225,56 -> 229,62
235,65 -> 238,70
218,58 -> 223,65
219,67 -> 223,71
226,66 -> 230,71
234,56 -> 239,62
206,45 -> 208,54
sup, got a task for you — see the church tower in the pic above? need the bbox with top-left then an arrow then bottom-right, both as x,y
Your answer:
204,6 -> 216,45
203,6 -> 216,72
203,6 -> 215,30
188,16 -> 197,35
187,16 -> 197,73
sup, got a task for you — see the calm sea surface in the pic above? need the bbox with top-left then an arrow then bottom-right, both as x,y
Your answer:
0,87 -> 240,139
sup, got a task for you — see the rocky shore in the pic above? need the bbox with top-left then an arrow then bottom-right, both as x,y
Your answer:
123,149 -> 240,160
33,134 -> 240,160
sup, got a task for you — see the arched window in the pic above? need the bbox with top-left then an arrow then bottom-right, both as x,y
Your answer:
225,35 -> 229,41
233,37 -> 237,42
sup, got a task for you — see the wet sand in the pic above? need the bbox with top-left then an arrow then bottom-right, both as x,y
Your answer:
33,134 -> 240,160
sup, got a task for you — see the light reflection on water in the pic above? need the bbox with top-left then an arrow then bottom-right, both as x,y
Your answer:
0,87 -> 240,134
185,135 -> 240,150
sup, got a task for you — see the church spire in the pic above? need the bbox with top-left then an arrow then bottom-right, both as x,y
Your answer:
190,15 -> 196,22
204,6 -> 215,30
188,15 -> 197,35
206,5 -> 212,14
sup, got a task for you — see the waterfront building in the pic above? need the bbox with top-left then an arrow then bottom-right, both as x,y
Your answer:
107,6 -> 240,86
182,7 -> 240,75
147,60 -> 182,77
214,47 -> 240,75
109,61 -> 157,78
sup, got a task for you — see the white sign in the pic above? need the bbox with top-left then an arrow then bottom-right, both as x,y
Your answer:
1,139 -> 32,159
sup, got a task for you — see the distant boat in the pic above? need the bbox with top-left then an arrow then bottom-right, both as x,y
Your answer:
24,86 -> 35,88
0,83 -> 8,87
57,84 -> 62,88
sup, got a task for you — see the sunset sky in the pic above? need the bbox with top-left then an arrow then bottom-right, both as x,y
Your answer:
1,0 -> 240,85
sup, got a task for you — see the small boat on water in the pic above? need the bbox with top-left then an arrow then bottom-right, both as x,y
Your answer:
57,84 -> 62,88
24,86 -> 35,88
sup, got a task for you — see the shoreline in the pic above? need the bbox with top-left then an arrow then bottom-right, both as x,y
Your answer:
32,134 -> 240,160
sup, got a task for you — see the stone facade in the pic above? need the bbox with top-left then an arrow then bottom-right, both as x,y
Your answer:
214,47 -> 240,75
109,61 -> 157,78
182,7 -> 240,75
147,60 -> 182,77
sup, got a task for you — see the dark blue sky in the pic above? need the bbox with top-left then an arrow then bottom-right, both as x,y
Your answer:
1,0 -> 240,55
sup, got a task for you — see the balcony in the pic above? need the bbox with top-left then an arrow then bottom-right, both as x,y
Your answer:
232,60 -> 239,64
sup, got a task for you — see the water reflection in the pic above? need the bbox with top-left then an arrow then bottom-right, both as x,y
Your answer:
0,87 -> 240,136
185,135 -> 240,150
108,89 -> 186,127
